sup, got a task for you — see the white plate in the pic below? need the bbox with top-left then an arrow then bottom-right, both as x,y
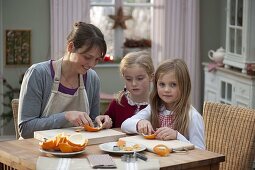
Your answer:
39,149 -> 86,156
99,141 -> 146,154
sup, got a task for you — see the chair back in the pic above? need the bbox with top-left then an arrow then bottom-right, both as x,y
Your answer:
203,102 -> 255,170
11,99 -> 20,139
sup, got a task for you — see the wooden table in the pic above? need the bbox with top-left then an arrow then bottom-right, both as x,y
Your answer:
0,138 -> 224,170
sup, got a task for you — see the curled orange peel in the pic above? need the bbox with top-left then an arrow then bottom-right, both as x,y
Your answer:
153,144 -> 172,156
83,124 -> 102,132
142,133 -> 156,139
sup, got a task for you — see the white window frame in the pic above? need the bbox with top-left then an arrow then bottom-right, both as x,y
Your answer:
90,0 -> 153,58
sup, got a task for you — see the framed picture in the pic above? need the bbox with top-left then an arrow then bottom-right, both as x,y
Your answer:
5,30 -> 31,66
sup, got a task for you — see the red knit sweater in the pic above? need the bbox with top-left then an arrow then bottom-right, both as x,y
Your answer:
104,96 -> 148,128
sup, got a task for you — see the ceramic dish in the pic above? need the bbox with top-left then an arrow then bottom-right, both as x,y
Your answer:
99,141 -> 146,154
39,148 -> 86,156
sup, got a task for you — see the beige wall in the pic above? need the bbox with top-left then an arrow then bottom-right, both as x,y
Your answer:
93,64 -> 124,95
0,0 -> 227,136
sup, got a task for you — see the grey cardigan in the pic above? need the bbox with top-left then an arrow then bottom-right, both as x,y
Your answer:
18,60 -> 100,138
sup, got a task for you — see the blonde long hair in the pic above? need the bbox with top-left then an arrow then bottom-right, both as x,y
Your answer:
150,59 -> 191,137
116,51 -> 154,104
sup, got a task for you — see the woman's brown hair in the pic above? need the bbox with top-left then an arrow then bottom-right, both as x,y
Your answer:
67,22 -> 107,58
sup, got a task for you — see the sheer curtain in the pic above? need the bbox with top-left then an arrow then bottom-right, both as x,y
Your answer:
50,0 -> 90,59
152,0 -> 201,111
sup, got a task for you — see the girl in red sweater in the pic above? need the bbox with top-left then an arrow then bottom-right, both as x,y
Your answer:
104,51 -> 154,128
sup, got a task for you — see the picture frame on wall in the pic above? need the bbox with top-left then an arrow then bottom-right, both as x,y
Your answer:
5,29 -> 31,66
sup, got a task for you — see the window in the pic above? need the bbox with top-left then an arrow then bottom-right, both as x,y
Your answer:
90,0 -> 153,59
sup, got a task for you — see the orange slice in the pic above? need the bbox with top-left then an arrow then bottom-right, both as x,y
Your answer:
142,133 -> 156,139
84,124 -> 102,132
153,144 -> 172,156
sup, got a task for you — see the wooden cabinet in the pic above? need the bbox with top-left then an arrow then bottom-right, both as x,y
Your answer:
204,64 -> 255,108
224,0 -> 255,73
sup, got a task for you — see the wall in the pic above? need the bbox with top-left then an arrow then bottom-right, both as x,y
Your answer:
0,0 -> 227,136
0,0 -> 3,135
93,64 -> 124,95
0,0 -> 50,135
200,0 -> 227,108
200,0 -> 227,63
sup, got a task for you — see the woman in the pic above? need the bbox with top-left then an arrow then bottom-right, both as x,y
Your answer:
18,22 -> 112,139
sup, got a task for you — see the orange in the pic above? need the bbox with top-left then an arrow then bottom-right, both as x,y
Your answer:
54,136 -> 67,150
67,133 -> 88,147
153,144 -> 172,156
39,139 -> 55,150
84,124 -> 102,132
59,143 -> 73,153
142,133 -> 156,139
116,139 -> 126,149
72,145 -> 85,152
39,133 -> 88,153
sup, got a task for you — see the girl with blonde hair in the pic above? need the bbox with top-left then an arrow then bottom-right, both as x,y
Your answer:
104,51 -> 154,128
121,59 -> 205,149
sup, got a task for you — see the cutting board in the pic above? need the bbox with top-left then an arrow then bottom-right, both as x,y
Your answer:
120,135 -> 194,152
34,128 -> 126,145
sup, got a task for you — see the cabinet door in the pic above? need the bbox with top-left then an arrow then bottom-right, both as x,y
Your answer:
234,81 -> 251,108
225,0 -> 255,72
227,0 -> 243,55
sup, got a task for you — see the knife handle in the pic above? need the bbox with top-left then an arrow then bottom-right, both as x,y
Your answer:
134,152 -> 148,161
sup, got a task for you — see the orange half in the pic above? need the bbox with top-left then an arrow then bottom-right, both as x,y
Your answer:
153,144 -> 172,156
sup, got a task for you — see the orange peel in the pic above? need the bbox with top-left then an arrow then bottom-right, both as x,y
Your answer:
153,144 -> 172,156
67,133 -> 88,147
83,124 -> 102,132
142,133 -> 156,139
39,139 -> 55,150
39,133 -> 88,153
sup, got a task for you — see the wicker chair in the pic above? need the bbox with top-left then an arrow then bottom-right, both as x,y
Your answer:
203,102 -> 255,170
11,99 -> 20,139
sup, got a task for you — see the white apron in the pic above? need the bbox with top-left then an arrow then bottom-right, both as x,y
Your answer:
42,59 -> 90,127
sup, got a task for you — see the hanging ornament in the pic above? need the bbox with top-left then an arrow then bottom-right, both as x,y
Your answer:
109,7 -> 132,29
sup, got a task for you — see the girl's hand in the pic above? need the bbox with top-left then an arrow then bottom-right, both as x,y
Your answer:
65,111 -> 93,127
95,115 -> 112,129
137,119 -> 155,135
154,127 -> 178,140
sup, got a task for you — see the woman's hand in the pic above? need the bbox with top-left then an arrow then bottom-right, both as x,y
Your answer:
65,111 -> 93,127
137,119 -> 155,135
95,115 -> 112,129
154,127 -> 177,140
